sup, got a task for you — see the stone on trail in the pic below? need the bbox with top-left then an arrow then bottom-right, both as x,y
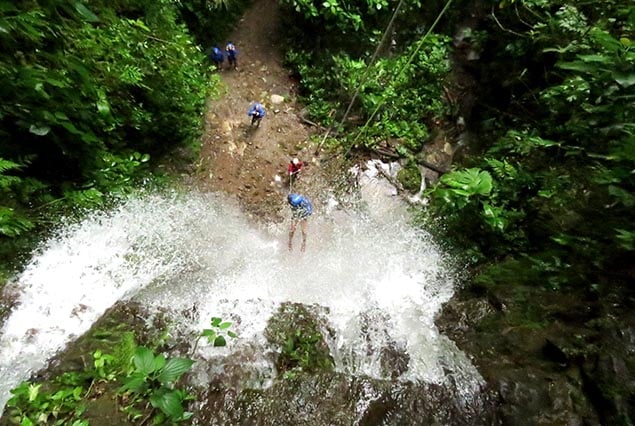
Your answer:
271,94 -> 284,104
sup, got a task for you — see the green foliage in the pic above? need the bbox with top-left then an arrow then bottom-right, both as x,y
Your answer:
285,33 -> 449,150
201,316 -> 238,347
5,322 -> 199,424
397,162 -> 421,192
176,0 -> 252,47
119,346 -> 195,422
265,304 -> 334,375
0,158 -> 37,238
5,378 -> 88,426
437,168 -> 492,199
280,0 -> 389,34
280,328 -> 334,375
423,0 -> 634,291
0,0 -> 213,270
93,349 -> 117,381
191,316 -> 238,355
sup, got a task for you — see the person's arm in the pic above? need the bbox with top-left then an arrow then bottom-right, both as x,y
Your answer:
304,199 -> 313,215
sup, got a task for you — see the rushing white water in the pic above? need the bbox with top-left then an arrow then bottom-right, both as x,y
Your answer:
0,167 -> 483,412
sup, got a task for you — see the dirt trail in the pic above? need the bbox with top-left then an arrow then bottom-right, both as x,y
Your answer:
195,0 -> 318,222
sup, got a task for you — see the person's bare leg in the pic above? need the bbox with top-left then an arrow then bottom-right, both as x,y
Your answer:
300,219 -> 308,252
288,221 -> 297,251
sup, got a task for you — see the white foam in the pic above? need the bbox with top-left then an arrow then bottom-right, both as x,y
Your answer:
0,182 -> 482,412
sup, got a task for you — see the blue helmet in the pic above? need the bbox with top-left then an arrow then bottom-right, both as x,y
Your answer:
288,193 -> 302,207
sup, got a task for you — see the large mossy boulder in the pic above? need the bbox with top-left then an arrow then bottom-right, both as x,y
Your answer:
264,302 -> 334,374
396,162 -> 421,193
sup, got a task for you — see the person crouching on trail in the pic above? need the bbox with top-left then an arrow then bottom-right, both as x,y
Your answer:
287,193 -> 313,252
288,157 -> 304,186
225,41 -> 237,70
248,102 -> 266,127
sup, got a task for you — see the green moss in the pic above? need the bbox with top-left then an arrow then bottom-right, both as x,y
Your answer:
397,163 -> 421,193
264,303 -> 334,374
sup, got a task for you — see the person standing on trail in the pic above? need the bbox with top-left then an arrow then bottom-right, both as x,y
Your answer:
225,41 -> 237,70
210,46 -> 224,70
248,102 -> 266,127
288,158 -> 304,187
287,193 -> 313,252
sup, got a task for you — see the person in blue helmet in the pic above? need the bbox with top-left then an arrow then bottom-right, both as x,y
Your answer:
248,102 -> 266,127
210,46 -> 224,70
287,193 -> 313,252
225,41 -> 237,70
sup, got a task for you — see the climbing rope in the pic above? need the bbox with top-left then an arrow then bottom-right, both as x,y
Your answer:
347,0 -> 454,154
314,0 -> 405,155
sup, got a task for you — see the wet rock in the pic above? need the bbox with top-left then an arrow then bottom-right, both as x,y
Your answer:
438,298 -> 495,336
379,344 -> 409,379
495,369 -> 598,425
542,338 -> 569,366
581,331 -> 635,424
438,274 -> 635,426
195,371 -> 498,426
0,280 -> 20,330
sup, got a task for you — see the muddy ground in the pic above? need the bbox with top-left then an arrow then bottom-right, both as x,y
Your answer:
192,0 -> 324,223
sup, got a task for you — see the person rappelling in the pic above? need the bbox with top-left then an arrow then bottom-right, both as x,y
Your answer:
287,193 -> 313,252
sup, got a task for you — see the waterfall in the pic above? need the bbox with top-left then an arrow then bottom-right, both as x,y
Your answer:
0,168 -> 483,412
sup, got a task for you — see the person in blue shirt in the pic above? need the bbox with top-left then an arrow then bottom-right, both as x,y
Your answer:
210,46 -> 224,70
225,41 -> 237,70
248,102 -> 266,127
287,193 -> 313,252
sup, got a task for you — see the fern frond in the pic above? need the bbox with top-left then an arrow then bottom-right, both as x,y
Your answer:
0,158 -> 22,174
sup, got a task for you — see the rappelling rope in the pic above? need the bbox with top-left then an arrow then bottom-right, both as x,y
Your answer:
309,0 -> 454,160
314,0 -> 405,156
346,0 -> 454,155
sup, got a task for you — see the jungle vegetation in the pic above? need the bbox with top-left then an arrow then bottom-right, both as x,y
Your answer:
0,0 -> 253,277
1,0 -> 631,317
0,0 -> 633,423
278,0 -> 634,295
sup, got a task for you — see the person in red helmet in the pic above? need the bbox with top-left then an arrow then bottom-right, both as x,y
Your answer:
288,157 -> 304,187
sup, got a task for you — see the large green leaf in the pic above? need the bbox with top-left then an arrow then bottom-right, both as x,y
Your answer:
133,346 -> 156,375
153,353 -> 166,372
149,388 -> 184,419
440,168 -> 493,197
156,358 -> 194,386
120,372 -> 147,393
28,124 -> 50,136
73,2 -> 99,22
613,72 -> 635,88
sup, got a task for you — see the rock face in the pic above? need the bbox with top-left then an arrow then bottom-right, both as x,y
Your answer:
437,283 -> 635,425
194,302 -> 499,425
197,372 -> 499,426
